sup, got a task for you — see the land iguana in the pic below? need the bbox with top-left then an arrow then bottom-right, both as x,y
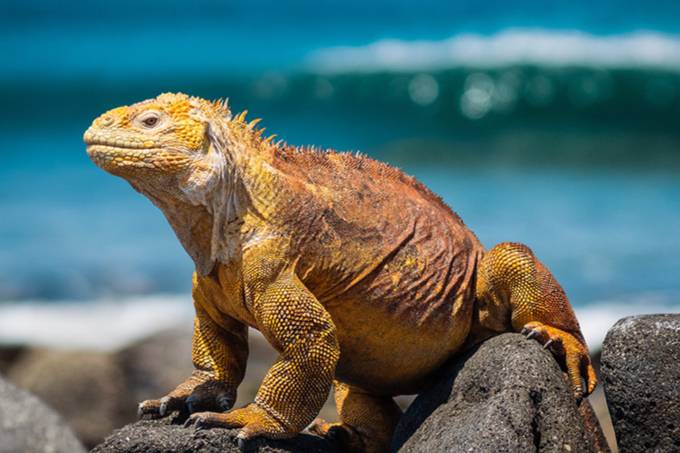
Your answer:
84,93 -> 596,452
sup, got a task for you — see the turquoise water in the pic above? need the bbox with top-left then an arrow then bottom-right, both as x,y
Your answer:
1,0 -> 679,326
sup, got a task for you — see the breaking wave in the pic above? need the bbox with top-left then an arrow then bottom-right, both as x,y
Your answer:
309,29 -> 680,72
0,295 -> 192,350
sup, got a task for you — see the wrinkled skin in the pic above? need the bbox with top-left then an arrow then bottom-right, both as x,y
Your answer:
84,93 -> 595,452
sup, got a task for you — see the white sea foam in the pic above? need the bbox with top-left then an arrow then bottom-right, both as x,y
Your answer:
0,295 -> 193,351
575,298 -> 680,350
309,29 -> 680,72
0,293 -> 677,351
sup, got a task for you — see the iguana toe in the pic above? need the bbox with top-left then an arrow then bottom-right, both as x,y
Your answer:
137,399 -> 163,419
137,395 -> 188,419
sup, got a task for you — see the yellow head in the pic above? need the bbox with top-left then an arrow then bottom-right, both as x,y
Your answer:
84,92 -> 231,205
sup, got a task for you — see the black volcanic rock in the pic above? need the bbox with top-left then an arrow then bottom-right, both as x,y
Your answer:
601,314 -> 680,452
393,333 -> 604,452
91,417 -> 339,453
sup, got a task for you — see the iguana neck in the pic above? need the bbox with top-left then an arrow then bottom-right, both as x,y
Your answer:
133,125 -> 285,276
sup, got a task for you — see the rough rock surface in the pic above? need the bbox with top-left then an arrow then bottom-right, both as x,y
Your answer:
392,333 -> 601,452
0,375 -> 85,453
91,418 -> 339,453
601,314 -> 680,452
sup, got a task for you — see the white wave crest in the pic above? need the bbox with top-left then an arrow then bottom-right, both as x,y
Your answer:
309,29 -> 680,72
576,295 -> 680,350
0,295 -> 193,351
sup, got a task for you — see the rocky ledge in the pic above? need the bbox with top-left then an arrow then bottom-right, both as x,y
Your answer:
393,333 -> 607,452
90,417 -> 339,453
94,333 -> 608,453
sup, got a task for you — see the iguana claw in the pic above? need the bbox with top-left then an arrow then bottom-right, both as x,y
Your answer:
138,371 -> 235,419
522,321 -> 597,400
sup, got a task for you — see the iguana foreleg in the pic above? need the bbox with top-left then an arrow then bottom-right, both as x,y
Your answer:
185,265 -> 340,441
476,242 -> 596,399
138,278 -> 248,417
309,380 -> 402,453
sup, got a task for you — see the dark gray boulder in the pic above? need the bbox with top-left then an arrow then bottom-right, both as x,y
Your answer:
4,327 -> 194,448
392,333 -> 605,452
601,314 -> 680,452
91,417 -> 340,453
7,348 -> 133,448
0,374 -> 86,453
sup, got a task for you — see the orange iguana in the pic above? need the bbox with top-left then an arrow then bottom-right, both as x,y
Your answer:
84,93 -> 596,452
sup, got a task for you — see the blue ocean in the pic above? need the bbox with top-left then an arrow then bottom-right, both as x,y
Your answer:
1,0 -> 679,349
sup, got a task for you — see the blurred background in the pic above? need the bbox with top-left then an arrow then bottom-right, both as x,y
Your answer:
0,0 -> 679,448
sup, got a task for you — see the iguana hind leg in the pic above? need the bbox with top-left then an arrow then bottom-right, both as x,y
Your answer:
476,242 -> 596,399
309,381 -> 402,453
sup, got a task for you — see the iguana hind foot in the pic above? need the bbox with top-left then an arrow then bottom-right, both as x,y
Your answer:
521,321 -> 596,399
308,381 -> 401,453
308,419 -> 365,452
476,242 -> 596,400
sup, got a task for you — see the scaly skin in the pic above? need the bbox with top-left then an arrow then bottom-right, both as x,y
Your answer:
84,93 -> 596,452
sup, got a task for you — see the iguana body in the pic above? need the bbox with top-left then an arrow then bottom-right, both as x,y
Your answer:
84,93 -> 596,452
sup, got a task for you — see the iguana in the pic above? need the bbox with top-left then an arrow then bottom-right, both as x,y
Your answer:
84,93 -> 596,452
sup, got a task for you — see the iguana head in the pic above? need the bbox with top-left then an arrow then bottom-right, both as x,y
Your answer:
84,92 -> 232,206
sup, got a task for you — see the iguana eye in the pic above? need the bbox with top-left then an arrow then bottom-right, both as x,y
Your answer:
142,116 -> 159,128
137,111 -> 162,129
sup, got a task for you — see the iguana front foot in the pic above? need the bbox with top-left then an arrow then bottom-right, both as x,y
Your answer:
184,403 -> 294,440
521,321 -> 597,400
138,370 -> 235,419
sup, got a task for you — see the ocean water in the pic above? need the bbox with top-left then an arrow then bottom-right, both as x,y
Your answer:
1,0 -> 679,348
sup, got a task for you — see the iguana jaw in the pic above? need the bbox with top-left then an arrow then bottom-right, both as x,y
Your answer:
84,131 -> 191,176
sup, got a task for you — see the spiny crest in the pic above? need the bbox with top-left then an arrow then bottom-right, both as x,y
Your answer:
212,97 -> 230,116
227,109 -> 272,143
271,143 -> 460,223
234,110 -> 248,123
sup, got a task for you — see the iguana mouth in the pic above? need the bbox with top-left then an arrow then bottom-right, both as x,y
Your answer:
84,129 -> 163,170
86,144 -> 161,170
83,129 -> 157,150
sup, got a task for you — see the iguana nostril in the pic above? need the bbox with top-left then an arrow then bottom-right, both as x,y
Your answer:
101,115 -> 114,126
